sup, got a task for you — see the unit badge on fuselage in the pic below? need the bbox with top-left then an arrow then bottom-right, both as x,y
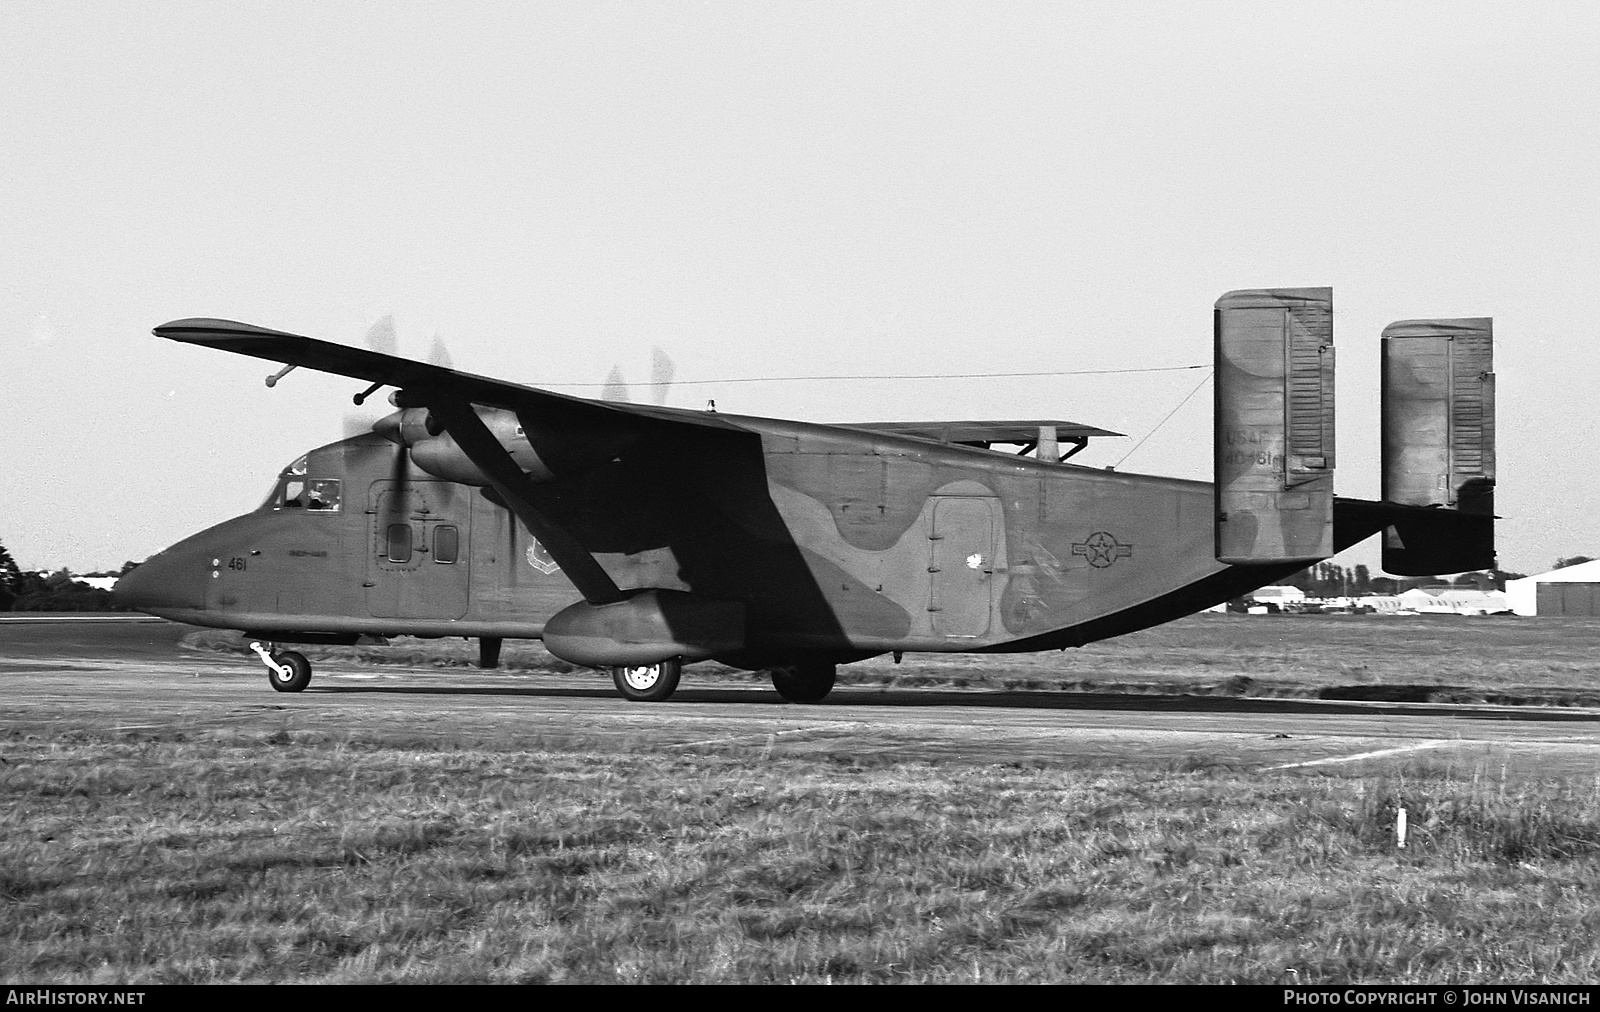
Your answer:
1072,531 -> 1133,569
526,541 -> 561,574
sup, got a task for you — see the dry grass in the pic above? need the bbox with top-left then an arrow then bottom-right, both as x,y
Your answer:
185,613 -> 1600,706
4,730 -> 1599,983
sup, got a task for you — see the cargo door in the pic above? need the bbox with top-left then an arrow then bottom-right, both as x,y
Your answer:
366,480 -> 472,619
928,497 -> 997,637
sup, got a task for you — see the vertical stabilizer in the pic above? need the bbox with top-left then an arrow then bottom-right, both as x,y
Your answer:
1381,318 -> 1495,574
1214,287 -> 1335,565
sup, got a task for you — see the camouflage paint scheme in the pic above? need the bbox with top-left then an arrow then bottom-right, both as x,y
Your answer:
118,406 -> 1389,667
118,294 -> 1483,677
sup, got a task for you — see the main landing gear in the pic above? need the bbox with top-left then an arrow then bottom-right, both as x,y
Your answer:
610,658 -> 683,702
770,661 -> 836,704
251,641 -> 312,693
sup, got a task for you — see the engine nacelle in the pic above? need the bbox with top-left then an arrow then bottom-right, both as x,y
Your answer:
542,590 -> 746,667
375,406 -> 556,486
376,395 -> 643,487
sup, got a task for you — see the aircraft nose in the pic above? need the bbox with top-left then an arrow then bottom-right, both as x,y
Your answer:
114,549 -> 208,617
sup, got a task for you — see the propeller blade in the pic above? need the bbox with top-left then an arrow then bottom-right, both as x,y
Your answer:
343,413 -> 381,439
388,439 -> 411,516
364,315 -> 398,357
650,347 -> 675,406
427,332 -> 453,369
601,365 -> 631,403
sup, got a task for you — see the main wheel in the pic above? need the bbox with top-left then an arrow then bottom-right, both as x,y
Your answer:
268,650 -> 312,693
771,662 -> 835,703
611,658 -> 682,702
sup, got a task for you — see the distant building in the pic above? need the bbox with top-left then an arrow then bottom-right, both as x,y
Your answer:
1249,585 -> 1305,605
1395,587 -> 1510,615
1505,560 -> 1600,616
1354,595 -> 1409,614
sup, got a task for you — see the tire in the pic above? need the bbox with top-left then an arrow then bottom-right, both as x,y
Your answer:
611,658 -> 682,702
771,662 -> 835,703
267,650 -> 312,693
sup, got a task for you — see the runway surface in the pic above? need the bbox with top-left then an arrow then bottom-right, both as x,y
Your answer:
4,616 -> 1599,779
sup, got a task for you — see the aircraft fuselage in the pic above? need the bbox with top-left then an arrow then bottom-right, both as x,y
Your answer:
118,411 -> 1328,665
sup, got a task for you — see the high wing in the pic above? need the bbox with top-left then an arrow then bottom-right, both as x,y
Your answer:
153,318 -> 740,433
154,319 -> 748,605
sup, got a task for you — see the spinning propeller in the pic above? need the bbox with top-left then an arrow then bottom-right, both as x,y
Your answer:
599,347 -> 676,406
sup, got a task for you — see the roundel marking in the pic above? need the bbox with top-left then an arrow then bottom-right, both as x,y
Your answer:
526,540 -> 561,574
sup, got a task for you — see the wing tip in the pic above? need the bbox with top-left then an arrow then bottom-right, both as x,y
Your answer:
152,318 -> 305,343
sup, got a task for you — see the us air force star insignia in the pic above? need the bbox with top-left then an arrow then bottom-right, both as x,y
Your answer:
525,541 -> 561,574
1072,531 -> 1133,568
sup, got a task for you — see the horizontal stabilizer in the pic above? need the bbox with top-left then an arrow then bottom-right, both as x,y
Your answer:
842,419 -> 1121,443
1381,318 -> 1495,574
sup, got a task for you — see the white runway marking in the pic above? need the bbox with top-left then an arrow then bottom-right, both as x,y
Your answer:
1265,740 -> 1454,770
667,723 -> 859,750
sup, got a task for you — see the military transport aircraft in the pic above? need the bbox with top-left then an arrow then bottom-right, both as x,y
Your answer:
115,288 -> 1496,703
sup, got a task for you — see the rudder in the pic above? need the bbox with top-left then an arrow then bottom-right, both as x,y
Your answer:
1214,286 -> 1335,565
1380,318 -> 1495,575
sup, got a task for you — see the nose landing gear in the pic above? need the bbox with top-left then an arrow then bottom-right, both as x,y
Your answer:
250,641 -> 312,692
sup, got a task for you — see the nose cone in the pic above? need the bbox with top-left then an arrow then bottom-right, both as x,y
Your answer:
114,549 -> 208,618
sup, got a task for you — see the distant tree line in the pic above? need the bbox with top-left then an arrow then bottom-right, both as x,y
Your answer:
1277,561 -> 1528,598
0,539 -> 137,612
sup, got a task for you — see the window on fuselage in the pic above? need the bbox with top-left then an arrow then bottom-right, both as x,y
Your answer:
434,525 -> 459,564
386,524 -> 413,563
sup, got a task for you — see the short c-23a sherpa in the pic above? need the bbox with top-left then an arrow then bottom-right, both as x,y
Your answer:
117,288 -> 1496,703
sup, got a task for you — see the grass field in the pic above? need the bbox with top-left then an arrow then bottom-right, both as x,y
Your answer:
4,732 -> 1600,983
6,614 -> 1599,983
187,612 -> 1600,706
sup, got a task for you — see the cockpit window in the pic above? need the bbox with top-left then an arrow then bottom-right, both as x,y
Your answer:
305,479 -> 341,511
262,457 -> 339,512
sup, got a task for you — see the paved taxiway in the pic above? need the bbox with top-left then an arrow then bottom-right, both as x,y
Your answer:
3,616 -> 1598,779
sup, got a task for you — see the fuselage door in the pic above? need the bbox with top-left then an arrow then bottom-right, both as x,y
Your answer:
928,496 -> 997,637
366,479 -> 472,620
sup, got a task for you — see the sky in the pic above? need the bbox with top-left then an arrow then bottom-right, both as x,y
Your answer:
3,1 -> 1597,575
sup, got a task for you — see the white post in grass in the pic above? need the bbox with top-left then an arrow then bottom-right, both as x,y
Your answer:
1397,806 -> 1408,849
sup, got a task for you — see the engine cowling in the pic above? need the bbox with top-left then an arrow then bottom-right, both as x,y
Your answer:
373,400 -> 641,487
373,406 -> 555,486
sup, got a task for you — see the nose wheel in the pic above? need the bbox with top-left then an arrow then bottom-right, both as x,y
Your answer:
610,659 -> 681,701
250,642 -> 312,692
